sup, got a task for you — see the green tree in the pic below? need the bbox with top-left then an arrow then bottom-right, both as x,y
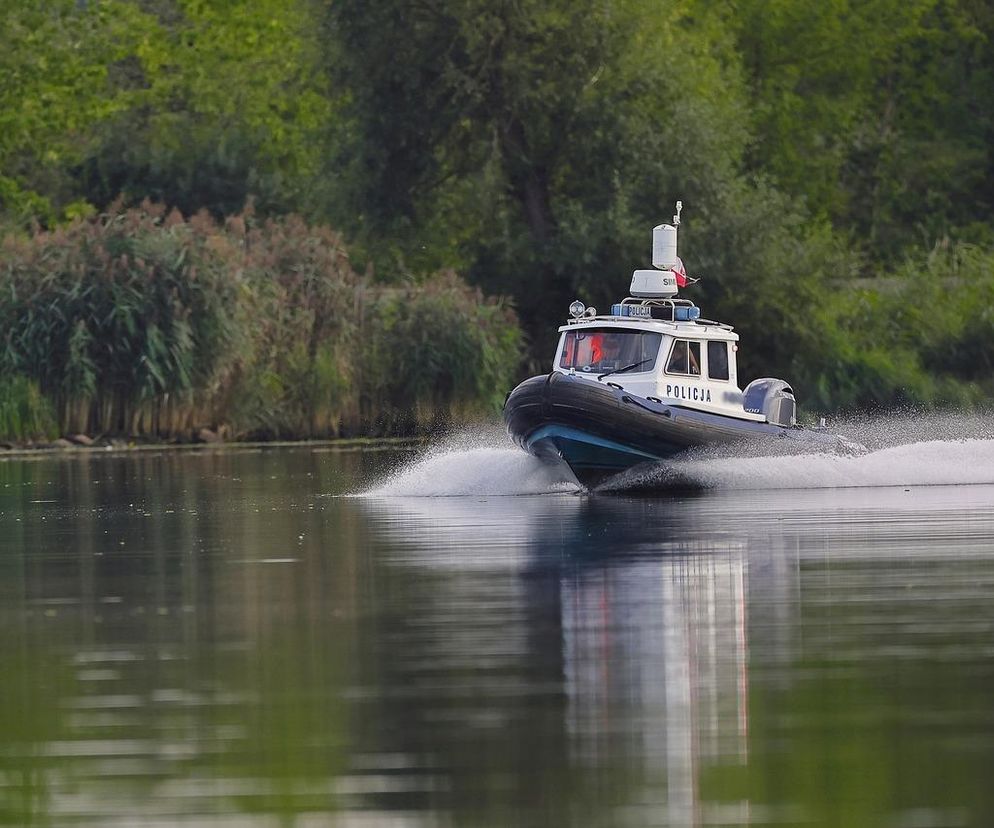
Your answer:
324,0 -> 752,337
0,0 -> 332,225
77,0 -> 333,218
716,0 -> 994,260
0,0 -> 155,222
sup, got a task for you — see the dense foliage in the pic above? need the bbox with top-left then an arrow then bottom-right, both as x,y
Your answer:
2,0 -> 994,434
0,205 -> 522,439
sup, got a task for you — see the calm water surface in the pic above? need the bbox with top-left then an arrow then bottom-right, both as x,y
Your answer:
2,444 -> 994,827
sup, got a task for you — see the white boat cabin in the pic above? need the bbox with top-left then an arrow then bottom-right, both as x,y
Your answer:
550,204 -> 798,427
553,303 -> 766,422
553,201 -> 796,426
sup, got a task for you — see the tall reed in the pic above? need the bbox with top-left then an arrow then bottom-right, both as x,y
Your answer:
0,202 -> 242,435
0,204 -> 522,440
0,376 -> 57,442
230,214 -> 357,438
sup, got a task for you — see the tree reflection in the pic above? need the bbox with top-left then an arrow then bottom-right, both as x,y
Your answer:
0,449 -> 363,826
5,450 -> 994,826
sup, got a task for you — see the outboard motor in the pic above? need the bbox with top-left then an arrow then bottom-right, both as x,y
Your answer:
743,378 -> 797,427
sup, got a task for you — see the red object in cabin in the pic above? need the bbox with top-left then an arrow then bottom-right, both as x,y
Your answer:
588,334 -> 603,363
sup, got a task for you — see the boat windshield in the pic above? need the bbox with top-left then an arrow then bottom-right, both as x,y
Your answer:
559,329 -> 662,374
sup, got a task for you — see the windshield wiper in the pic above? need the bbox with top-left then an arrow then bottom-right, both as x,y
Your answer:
598,358 -> 652,381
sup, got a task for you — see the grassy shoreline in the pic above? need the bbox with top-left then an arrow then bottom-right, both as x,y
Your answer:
0,435 -> 425,460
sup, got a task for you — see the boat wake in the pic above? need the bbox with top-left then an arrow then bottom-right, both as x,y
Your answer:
599,438 -> 994,493
363,431 -> 578,497
364,412 -> 994,497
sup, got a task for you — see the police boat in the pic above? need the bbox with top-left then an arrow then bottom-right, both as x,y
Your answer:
503,202 -> 856,489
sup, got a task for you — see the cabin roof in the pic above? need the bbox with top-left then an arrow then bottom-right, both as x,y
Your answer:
558,316 -> 739,341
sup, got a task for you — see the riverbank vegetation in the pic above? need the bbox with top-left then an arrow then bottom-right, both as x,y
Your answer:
2,0 -> 994,441
0,205 -> 521,440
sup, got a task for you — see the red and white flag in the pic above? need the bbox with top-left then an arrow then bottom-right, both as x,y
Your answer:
672,256 -> 689,288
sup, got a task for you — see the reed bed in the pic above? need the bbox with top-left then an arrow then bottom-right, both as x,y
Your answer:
0,204 -> 522,441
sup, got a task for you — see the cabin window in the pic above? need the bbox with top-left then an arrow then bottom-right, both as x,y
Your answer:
707,341 -> 730,381
559,329 -> 662,373
666,339 -> 701,376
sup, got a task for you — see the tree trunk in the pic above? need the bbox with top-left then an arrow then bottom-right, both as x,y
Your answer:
498,116 -> 555,246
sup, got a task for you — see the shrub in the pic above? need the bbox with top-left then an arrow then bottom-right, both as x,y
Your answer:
359,271 -> 523,434
786,241 -> 994,414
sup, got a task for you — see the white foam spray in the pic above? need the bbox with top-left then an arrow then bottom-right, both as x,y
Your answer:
363,412 -> 994,497
363,426 -> 579,497
603,439 -> 994,492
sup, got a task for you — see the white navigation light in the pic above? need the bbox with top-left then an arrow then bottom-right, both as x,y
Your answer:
569,300 -> 585,318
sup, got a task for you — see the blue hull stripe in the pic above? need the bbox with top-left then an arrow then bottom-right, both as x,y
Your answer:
525,424 -> 662,473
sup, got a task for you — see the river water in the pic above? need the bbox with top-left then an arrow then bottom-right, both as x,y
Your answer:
3,427 -> 994,827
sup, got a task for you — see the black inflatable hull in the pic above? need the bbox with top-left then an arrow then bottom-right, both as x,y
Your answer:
503,372 -> 837,488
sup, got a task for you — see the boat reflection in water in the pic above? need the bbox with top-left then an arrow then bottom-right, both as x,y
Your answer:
361,492 -> 800,826
562,547 -> 751,826
13,448 -> 994,825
